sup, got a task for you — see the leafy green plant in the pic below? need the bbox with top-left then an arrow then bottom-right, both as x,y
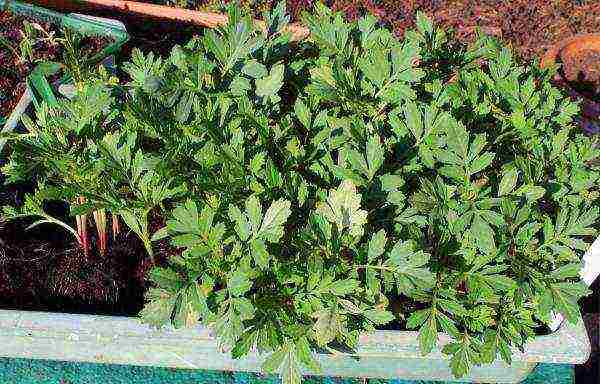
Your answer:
2,3 -> 599,384
1,75 -> 184,259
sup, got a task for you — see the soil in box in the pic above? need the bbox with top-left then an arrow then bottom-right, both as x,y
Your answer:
0,10 -> 111,119
0,182 -> 176,316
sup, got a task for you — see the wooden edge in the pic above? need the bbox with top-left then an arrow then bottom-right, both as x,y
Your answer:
55,0 -> 311,41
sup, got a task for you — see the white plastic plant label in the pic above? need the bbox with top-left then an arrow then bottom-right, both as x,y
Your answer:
580,236 -> 600,286
549,236 -> 600,331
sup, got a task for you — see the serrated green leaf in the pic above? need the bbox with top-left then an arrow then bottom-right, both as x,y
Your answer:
256,64 -> 284,99
250,152 -> 266,175
404,101 -> 423,142
313,308 -> 340,346
245,195 -> 262,235
418,316 -> 437,355
242,60 -> 268,79
294,99 -> 311,129
262,347 -> 287,373
366,134 -> 384,180
471,214 -> 496,255
317,180 -> 368,238
550,263 -> 582,280
228,204 -> 251,241
169,200 -> 199,234
148,267 -> 185,291
380,174 -> 404,192
469,152 -> 494,175
298,179 -> 309,206
515,184 -> 546,202
151,226 -> 169,242
329,279 -> 359,295
251,238 -> 270,269
386,241 -> 434,293
228,269 -> 252,297
551,282 -> 591,323
295,337 -> 321,373
444,337 -> 480,378
363,309 -> 395,325
368,229 -> 387,263
139,288 -> 177,328
258,198 -> 291,242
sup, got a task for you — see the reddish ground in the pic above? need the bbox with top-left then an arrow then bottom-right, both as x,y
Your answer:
138,0 -> 600,62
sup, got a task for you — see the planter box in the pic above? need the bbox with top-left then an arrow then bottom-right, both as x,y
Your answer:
0,236 -> 597,383
0,0 -> 129,146
0,5 -> 597,377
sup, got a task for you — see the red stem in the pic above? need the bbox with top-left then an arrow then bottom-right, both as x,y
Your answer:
112,214 -> 120,238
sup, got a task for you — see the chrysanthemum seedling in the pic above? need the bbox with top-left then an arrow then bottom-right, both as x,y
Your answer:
2,4 -> 599,384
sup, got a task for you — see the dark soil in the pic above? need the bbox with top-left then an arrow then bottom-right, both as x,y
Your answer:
374,0 -> 600,62
120,16 -> 207,57
0,178 -> 174,315
0,11 -> 62,118
0,147 -> 175,315
68,8 -> 209,58
575,313 -> 599,384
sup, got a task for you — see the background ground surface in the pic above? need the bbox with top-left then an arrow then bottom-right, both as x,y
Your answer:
0,359 -> 575,384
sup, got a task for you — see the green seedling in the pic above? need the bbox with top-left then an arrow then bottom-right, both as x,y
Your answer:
2,4 -> 599,384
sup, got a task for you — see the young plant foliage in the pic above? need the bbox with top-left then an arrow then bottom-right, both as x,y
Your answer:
1,3 -> 598,383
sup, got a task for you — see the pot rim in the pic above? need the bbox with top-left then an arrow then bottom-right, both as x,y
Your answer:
541,33 -> 600,69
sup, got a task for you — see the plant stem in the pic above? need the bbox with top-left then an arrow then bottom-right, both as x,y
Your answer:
76,196 -> 89,256
29,215 -> 81,244
82,212 -> 89,256
112,213 -> 120,238
101,210 -> 107,254
75,211 -> 83,248
93,209 -> 107,256
142,235 -> 154,262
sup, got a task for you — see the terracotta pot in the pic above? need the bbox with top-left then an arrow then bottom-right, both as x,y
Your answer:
542,34 -> 600,135
31,0 -> 310,41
